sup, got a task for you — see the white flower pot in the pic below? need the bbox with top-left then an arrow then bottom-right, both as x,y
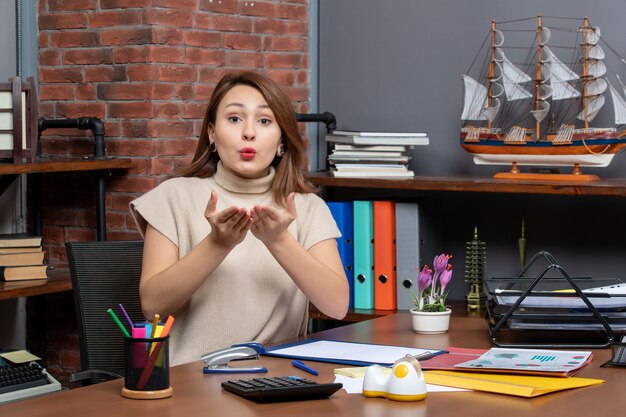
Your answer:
410,308 -> 452,334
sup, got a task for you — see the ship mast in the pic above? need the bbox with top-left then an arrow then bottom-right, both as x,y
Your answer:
582,16 -> 590,130
488,19 -> 497,132
535,16 -> 544,139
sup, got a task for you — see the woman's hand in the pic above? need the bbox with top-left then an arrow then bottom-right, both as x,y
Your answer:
249,192 -> 296,245
204,190 -> 252,249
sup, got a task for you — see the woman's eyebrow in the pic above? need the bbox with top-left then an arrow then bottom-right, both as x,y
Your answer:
224,102 -> 270,110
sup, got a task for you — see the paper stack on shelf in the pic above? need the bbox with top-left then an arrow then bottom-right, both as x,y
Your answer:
325,130 -> 429,178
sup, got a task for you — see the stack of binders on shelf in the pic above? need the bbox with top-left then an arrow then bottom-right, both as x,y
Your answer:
325,130 -> 429,178
327,200 -> 438,312
485,251 -> 626,348
327,201 -> 397,310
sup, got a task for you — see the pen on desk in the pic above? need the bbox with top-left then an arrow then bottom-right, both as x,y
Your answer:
118,303 -> 134,329
291,360 -> 319,376
412,351 -> 435,361
107,308 -> 130,338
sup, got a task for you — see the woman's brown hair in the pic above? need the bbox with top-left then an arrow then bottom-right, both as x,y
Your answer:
178,71 -> 316,205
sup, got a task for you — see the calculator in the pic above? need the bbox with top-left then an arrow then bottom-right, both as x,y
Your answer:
221,376 -> 343,403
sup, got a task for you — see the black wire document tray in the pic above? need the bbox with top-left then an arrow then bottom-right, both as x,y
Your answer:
485,251 -> 626,348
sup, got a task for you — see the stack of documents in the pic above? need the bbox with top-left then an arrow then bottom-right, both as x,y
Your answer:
325,130 -> 429,178
453,348 -> 593,377
494,282 -> 626,309
333,366 -> 603,398
324,344 -> 603,398
422,371 -> 603,397
486,278 -> 626,335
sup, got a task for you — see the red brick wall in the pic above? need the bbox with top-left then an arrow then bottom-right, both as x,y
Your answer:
34,0 -> 311,383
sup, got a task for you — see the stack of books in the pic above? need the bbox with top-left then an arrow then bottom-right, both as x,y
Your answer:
0,234 -> 47,281
325,130 -> 429,178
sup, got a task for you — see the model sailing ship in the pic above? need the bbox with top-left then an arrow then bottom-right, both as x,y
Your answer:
460,16 -> 626,180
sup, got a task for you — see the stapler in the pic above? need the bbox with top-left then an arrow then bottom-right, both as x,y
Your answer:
201,342 -> 268,374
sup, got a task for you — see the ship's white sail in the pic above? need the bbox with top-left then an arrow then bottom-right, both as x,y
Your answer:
496,49 -> 533,101
616,75 -> 626,105
586,26 -> 601,45
531,101 -> 550,122
586,78 -> 608,96
550,76 -> 581,100
461,75 -> 488,120
462,75 -> 502,121
543,46 -> 580,100
542,47 -> 578,81
608,81 -> 626,125
588,61 -> 607,78
542,46 -> 581,101
578,95 -> 605,122
588,45 -> 605,60
577,25 -> 608,123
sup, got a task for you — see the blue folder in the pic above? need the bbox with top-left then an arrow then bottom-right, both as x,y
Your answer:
326,201 -> 355,308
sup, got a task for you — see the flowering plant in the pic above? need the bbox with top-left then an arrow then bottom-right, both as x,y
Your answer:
411,253 -> 453,312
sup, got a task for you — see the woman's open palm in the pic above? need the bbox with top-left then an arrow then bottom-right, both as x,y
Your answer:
250,192 -> 297,244
204,191 -> 252,249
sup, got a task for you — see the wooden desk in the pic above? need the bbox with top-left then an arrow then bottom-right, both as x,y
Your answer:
0,157 -> 133,241
2,314 -> 622,416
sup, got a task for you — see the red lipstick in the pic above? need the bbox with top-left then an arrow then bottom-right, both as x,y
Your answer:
240,147 -> 256,160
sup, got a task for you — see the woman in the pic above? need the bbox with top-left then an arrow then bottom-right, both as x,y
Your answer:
130,71 -> 349,365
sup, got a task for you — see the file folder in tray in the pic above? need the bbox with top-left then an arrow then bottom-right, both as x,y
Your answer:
485,251 -> 626,348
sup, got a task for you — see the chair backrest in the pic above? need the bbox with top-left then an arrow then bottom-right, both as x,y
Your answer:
66,240 -> 145,377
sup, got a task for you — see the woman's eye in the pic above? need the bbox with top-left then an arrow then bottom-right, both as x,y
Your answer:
228,116 -> 241,123
259,118 -> 272,125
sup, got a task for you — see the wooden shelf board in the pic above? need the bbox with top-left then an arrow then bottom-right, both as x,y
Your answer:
0,157 -> 133,175
0,268 -> 72,300
305,171 -> 626,196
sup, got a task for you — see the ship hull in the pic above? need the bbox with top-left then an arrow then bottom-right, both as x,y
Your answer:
460,135 -> 626,167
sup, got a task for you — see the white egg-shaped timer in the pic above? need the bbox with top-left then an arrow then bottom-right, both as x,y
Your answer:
362,355 -> 427,401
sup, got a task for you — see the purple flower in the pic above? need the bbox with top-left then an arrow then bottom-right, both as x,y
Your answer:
439,265 -> 453,293
431,253 -> 451,298
417,266 -> 432,291
415,266 -> 432,310
413,253 -> 453,311
433,254 -> 450,274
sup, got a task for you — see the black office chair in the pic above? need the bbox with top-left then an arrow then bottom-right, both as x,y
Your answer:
65,240 -> 145,385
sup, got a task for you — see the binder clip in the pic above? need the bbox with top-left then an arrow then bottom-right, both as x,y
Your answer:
202,342 -> 268,374
362,355 -> 427,401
